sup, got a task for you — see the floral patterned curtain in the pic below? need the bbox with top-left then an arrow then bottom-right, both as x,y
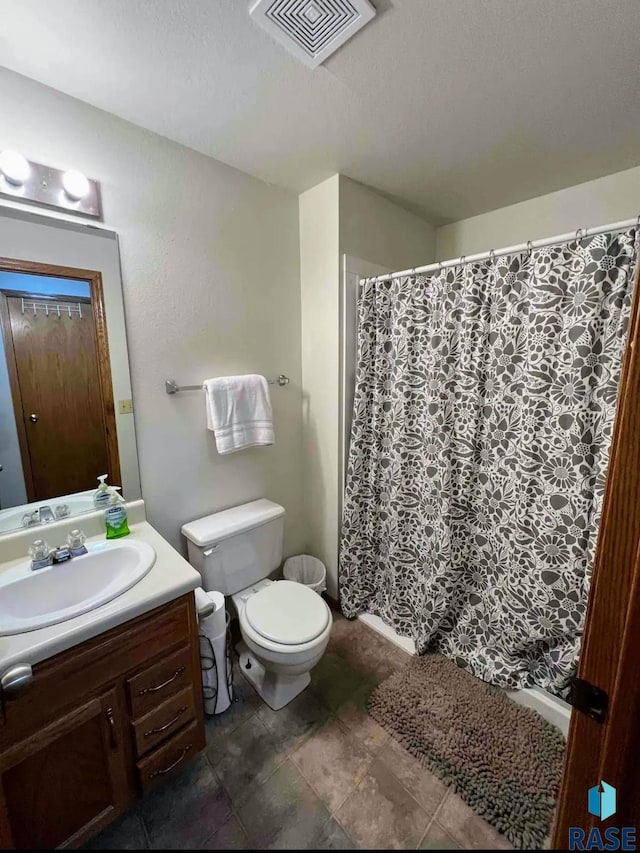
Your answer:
340,228 -> 639,694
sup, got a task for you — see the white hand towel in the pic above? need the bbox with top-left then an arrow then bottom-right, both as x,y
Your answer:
204,374 -> 274,454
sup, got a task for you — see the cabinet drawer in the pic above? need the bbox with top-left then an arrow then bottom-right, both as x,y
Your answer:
131,686 -> 195,757
136,719 -> 205,790
0,595 -> 192,750
127,646 -> 193,718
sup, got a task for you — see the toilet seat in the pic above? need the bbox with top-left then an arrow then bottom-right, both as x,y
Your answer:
244,580 -> 330,645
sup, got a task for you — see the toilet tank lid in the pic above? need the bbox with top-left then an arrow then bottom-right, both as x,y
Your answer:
181,499 -> 285,547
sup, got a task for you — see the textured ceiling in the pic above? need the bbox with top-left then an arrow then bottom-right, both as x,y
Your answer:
0,0 -> 639,223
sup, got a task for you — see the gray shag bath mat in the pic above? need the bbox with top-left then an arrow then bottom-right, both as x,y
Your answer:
368,654 -> 565,850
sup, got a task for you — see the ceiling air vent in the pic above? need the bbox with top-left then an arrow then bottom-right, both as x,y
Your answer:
250,0 -> 376,69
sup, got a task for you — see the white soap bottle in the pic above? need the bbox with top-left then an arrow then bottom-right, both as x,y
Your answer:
93,474 -> 111,509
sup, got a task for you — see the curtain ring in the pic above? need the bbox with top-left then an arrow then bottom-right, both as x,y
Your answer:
489,248 -> 495,263
460,255 -> 466,266
437,261 -> 443,273
526,240 -> 533,257
575,227 -> 583,243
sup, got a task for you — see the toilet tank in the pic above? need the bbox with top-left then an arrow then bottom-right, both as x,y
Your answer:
181,499 -> 285,596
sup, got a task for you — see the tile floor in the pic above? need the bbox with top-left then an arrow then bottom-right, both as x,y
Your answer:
86,611 -> 514,850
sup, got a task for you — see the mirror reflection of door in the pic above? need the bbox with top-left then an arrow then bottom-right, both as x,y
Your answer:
0,262 -> 120,505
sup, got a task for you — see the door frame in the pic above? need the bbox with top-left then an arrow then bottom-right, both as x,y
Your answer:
0,257 -> 121,502
553,261 -> 640,839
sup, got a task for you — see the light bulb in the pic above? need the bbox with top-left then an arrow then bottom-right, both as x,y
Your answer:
0,150 -> 31,186
62,169 -> 90,200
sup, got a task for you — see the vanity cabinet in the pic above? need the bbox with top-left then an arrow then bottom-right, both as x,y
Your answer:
0,593 -> 205,849
0,688 -> 128,850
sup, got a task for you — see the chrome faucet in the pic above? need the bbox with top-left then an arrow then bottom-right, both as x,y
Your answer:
28,529 -> 88,571
38,506 -> 55,523
21,504 -> 70,528
21,505 -> 54,527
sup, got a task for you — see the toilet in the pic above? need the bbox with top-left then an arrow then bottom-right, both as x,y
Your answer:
182,499 -> 332,710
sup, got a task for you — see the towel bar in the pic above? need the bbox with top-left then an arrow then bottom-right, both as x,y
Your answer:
165,375 -> 290,394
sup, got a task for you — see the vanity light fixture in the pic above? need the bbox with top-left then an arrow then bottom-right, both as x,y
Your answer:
0,154 -> 101,219
62,169 -> 90,201
0,149 -> 31,186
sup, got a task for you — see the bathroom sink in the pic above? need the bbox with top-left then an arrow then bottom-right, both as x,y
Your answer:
0,539 -> 156,635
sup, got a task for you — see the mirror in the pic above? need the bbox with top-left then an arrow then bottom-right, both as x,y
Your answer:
0,208 -> 141,534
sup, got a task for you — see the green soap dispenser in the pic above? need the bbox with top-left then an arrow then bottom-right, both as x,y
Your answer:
104,487 -> 130,539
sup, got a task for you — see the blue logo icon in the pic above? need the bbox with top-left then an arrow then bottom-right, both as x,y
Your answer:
569,782 -> 634,850
588,781 -> 617,820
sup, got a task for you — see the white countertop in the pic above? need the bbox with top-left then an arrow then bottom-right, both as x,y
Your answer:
0,515 -> 201,673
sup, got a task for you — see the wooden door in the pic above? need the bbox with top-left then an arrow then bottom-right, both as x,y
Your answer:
2,293 -> 110,501
553,264 -> 640,840
0,687 -> 128,849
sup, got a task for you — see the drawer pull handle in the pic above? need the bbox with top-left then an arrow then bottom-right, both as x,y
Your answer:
138,666 -> 185,696
106,707 -> 117,749
150,744 -> 191,779
144,706 -> 188,737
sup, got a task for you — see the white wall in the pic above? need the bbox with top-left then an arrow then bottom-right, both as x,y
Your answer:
299,176 -> 340,595
339,177 -> 436,269
300,174 -> 436,598
436,165 -> 640,259
0,68 -> 305,555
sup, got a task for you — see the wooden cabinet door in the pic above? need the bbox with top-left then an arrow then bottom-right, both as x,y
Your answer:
0,687 -> 128,849
2,292 -> 111,501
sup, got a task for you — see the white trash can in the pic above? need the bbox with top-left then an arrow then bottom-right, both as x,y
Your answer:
283,554 -> 327,595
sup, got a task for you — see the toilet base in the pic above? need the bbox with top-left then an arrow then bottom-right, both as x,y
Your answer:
236,641 -> 311,710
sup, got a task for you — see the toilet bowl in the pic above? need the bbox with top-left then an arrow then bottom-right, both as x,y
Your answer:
233,579 -> 332,709
181,499 -> 332,711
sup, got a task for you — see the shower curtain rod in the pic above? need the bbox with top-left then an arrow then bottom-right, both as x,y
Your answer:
360,215 -> 640,284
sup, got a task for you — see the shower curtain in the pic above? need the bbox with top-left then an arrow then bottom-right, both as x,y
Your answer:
340,228 -> 639,694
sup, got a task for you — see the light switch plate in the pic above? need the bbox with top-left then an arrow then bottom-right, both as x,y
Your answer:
118,399 -> 134,414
